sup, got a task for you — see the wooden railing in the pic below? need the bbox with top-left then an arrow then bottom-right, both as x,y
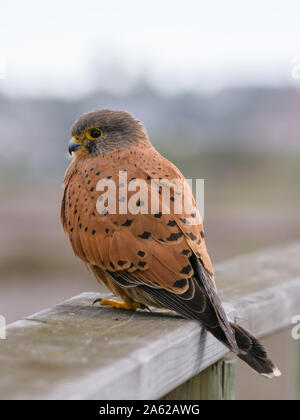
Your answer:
1,242 -> 300,400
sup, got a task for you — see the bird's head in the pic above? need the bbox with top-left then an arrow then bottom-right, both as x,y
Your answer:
68,109 -> 149,158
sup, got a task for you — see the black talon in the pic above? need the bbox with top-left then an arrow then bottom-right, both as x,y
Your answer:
93,298 -> 103,305
140,303 -> 152,312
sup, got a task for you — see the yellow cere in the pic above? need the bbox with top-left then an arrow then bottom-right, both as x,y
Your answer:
72,136 -> 81,143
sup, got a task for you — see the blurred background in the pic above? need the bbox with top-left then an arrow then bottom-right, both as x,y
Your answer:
0,0 -> 299,400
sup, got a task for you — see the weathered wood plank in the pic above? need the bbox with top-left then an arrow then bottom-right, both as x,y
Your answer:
161,358 -> 236,400
0,242 -> 300,400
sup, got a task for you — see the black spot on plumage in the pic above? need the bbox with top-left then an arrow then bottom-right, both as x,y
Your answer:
106,176 -> 112,179
105,228 -> 109,233
137,250 -> 145,257
130,177 -> 136,182
182,249 -> 191,256
87,180 -> 91,184
92,230 -> 96,235
187,232 -> 197,241
90,187 -> 94,192
138,261 -> 147,268
170,196 -> 175,202
173,278 -> 187,288
180,218 -> 190,225
70,227 -> 73,232
154,212 -> 162,218
136,199 -> 144,207
180,264 -> 193,275
167,232 -> 183,241
200,231 -> 205,238
79,224 -> 82,229
90,168 -> 94,171
96,171 -> 100,176
139,231 -> 151,239
118,260 -> 127,266
122,219 -> 133,226
167,220 -> 176,226
85,227 -> 88,232
110,262 -> 115,269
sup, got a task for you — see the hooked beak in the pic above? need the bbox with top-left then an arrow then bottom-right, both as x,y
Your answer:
68,138 -> 82,155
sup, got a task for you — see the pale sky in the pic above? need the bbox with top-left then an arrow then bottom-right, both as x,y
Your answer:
1,0 -> 300,97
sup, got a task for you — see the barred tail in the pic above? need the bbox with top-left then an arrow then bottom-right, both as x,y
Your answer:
230,323 -> 281,378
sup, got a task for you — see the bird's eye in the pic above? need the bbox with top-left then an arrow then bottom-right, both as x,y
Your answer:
86,128 -> 103,140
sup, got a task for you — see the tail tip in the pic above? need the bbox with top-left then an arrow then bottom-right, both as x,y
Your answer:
262,366 -> 282,379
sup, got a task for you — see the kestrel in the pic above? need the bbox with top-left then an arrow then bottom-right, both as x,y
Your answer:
61,109 -> 280,378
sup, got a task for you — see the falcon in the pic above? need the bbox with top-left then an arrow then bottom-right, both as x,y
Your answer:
61,109 -> 281,378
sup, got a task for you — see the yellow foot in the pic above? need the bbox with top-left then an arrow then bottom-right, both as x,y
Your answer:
93,298 -> 150,311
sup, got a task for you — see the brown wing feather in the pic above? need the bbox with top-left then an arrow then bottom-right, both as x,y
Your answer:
61,144 -> 237,351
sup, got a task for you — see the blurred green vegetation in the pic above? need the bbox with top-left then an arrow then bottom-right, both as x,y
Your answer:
162,148 -> 300,206
1,149 -> 299,281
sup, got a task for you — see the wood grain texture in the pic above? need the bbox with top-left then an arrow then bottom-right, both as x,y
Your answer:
1,242 -> 300,400
161,358 -> 236,400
